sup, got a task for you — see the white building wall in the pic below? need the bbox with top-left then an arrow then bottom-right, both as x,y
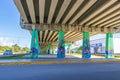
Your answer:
113,38 -> 120,54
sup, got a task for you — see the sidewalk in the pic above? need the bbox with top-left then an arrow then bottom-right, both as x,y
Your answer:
0,54 -> 120,66
0,58 -> 120,66
70,54 -> 105,58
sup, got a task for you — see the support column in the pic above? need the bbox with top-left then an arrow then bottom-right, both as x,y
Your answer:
30,29 -> 40,58
51,46 -> 54,54
47,43 -> 51,54
82,32 -> 91,58
105,33 -> 114,58
57,30 -> 65,58
66,44 -> 71,54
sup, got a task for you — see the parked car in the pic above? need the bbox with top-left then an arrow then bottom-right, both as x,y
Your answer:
3,50 -> 13,55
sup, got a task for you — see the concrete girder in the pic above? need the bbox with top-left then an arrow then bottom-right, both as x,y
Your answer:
26,0 -> 36,23
21,23 -> 117,34
39,0 -> 45,23
14,0 -> 28,23
55,0 -> 71,24
62,0 -> 84,24
49,32 -> 58,41
69,0 -> 97,24
46,31 -> 53,41
86,3 -> 120,26
104,21 -> 120,28
92,10 -> 120,27
98,16 -> 120,27
44,30 -> 48,41
47,0 -> 58,24
79,0 -> 118,25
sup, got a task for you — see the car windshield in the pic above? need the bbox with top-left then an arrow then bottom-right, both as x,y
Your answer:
5,50 -> 11,52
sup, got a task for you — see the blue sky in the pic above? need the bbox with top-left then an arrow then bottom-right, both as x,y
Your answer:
0,0 -> 31,47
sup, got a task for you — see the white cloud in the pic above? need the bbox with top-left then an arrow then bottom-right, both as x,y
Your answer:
0,37 -> 30,48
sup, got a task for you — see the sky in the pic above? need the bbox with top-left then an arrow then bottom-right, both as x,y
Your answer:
0,0 -> 31,47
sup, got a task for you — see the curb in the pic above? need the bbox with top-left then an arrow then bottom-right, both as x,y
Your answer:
0,59 -> 120,66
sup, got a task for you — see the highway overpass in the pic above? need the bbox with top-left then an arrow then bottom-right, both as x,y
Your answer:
14,0 -> 120,58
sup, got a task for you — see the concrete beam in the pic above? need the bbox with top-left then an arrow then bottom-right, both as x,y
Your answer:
44,30 -> 48,41
48,0 -> 58,23
62,0 -> 84,24
55,0 -> 71,23
79,0 -> 117,25
21,23 -> 117,33
26,0 -> 36,23
104,21 -> 120,28
39,0 -> 45,23
46,31 -> 53,41
93,10 -> 120,26
49,32 -> 57,41
86,3 -> 120,26
14,0 -> 28,23
69,0 -> 97,24
98,16 -> 120,27
40,41 -> 72,47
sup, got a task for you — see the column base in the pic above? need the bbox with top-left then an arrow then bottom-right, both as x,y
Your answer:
105,54 -> 114,58
48,49 -> 50,54
82,53 -> 91,58
30,54 -> 38,59
57,54 -> 65,58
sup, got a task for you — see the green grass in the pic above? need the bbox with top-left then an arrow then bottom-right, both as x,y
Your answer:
0,53 -> 52,59
0,54 -> 27,59
114,55 -> 120,58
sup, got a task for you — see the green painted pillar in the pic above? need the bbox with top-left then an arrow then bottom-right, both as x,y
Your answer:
47,43 -> 51,54
105,33 -> 114,58
30,29 -> 40,58
57,30 -> 65,58
82,32 -> 91,58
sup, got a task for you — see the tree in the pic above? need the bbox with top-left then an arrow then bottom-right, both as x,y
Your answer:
78,46 -> 82,50
78,46 -> 82,54
22,47 -> 30,52
12,44 -> 21,52
0,46 -> 12,53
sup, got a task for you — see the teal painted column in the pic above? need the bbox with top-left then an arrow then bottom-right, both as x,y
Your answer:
30,29 -> 40,58
35,30 -> 40,55
57,30 -> 65,58
47,43 -> 51,54
105,33 -> 114,58
82,32 -> 91,58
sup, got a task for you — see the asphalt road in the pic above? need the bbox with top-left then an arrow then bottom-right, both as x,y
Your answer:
0,63 -> 120,80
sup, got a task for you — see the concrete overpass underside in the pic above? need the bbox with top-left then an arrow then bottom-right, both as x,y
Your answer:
14,0 -> 120,58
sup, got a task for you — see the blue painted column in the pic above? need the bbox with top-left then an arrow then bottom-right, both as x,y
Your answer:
82,32 -> 91,58
30,29 -> 40,58
105,33 -> 114,58
57,30 -> 65,58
